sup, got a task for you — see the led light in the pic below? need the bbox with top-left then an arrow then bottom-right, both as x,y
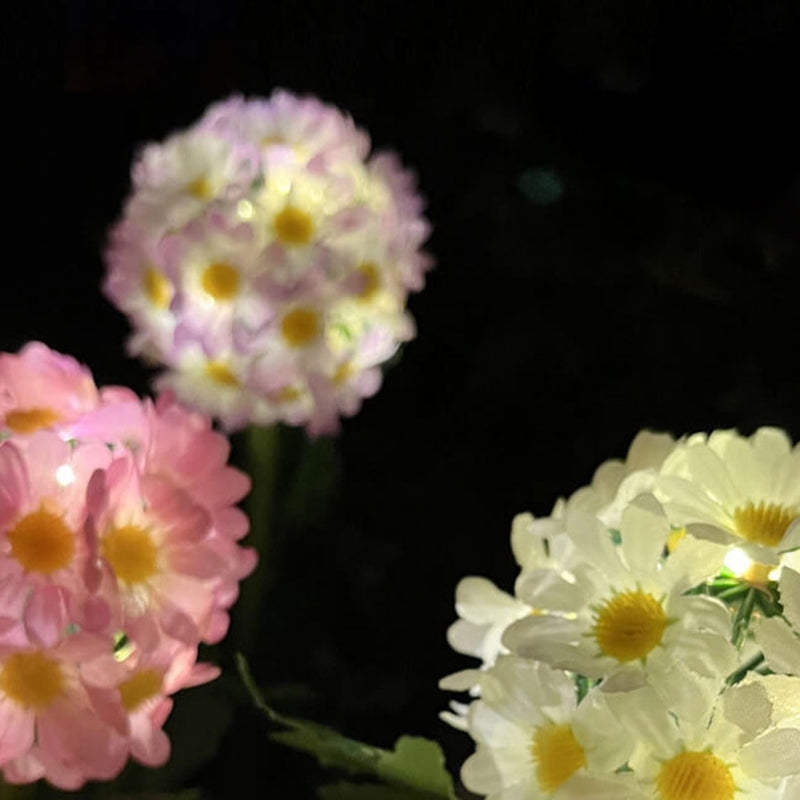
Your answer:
236,199 -> 254,219
724,547 -> 753,577
55,464 -> 75,486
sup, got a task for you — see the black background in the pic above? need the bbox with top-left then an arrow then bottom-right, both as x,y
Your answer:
6,1 -> 800,797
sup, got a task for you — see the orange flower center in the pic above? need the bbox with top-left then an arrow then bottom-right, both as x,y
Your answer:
4,407 -> 61,434
0,652 -> 65,709
119,668 -> 163,712
102,524 -> 159,585
281,308 -> 320,347
274,206 -> 314,246
6,508 -> 75,574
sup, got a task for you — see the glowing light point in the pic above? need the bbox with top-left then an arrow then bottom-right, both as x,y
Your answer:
55,464 -> 75,486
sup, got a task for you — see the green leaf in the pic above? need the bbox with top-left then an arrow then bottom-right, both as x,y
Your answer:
373,737 -> 455,798
237,655 -> 456,798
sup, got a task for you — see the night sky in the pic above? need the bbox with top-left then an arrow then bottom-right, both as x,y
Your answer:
6,2 -> 800,796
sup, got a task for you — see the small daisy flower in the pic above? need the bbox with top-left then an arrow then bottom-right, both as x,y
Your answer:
0,433 -> 113,637
104,90 -> 431,434
568,430 -> 676,526
503,496 -> 736,719
655,427 -> 800,568
605,673 -> 800,799
458,656 -> 638,799
0,630 -> 128,789
0,343 -> 100,437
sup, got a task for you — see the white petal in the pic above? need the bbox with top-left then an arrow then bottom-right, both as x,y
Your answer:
739,728 -> 800,778
754,617 -> 800,676
723,680 -> 772,739
480,656 -> 575,726
662,533 -> 729,591
779,568 -> 800,631
557,772 -> 647,800
515,569 -> 586,612
439,669 -> 482,692
619,494 -> 670,575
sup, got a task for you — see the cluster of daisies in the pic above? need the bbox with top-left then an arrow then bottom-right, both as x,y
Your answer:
0,343 -> 255,789
443,428 -> 800,799
104,90 -> 432,435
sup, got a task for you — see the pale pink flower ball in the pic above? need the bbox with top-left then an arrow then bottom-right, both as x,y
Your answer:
0,343 -> 255,788
103,90 -> 432,435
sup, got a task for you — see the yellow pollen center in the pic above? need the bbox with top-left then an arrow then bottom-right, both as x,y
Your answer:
333,363 -> 354,385
274,206 -> 314,246
734,502 -> 796,547
4,407 -> 62,434
102,525 -> 159,585
355,262 -> 381,301
205,361 -> 240,388
142,266 -> 173,309
281,308 -> 320,347
593,589 -> 667,662
7,509 -> 75,574
200,262 -> 240,301
187,176 -> 213,200
273,385 -> 301,403
531,723 -> 586,793
666,527 -> 687,553
118,668 -> 163,712
0,652 -> 65,709
657,751 -> 735,800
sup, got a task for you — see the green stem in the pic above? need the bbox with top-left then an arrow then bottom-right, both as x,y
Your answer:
732,588 -> 758,648
231,424 -> 281,654
726,652 -> 765,686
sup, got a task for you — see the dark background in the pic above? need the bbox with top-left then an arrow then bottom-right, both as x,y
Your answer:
6,1 -> 800,796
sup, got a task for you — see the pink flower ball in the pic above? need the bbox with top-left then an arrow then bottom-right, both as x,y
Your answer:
0,343 -> 255,788
103,90 -> 432,435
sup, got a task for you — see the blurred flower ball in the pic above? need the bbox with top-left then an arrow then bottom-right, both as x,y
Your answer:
0,343 -> 255,788
104,91 -> 432,434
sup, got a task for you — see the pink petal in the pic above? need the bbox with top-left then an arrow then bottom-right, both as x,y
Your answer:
130,717 -> 171,767
213,506 -> 250,540
0,698 -> 35,763
167,546 -> 226,579
24,585 -> 69,649
0,442 -> 28,528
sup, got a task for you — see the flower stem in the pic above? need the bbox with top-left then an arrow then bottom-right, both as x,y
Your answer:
732,587 -> 757,648
232,423 -> 281,654
726,652 -> 765,686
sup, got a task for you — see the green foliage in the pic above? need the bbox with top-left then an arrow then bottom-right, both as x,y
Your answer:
237,655 -> 456,799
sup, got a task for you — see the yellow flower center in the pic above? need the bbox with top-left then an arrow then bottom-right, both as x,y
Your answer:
142,266 -> 173,309
333,363 -> 354,385
118,668 -> 163,712
657,751 -> 735,800
200,262 -> 240,301
6,509 -> 75,574
205,361 -> 240,388
102,525 -> 159,585
734,502 -> 796,547
666,527 -> 687,553
4,407 -> 62,434
530,723 -> 586,793
593,589 -> 667,662
272,385 -> 301,403
355,262 -> 381,301
274,206 -> 314,246
0,652 -> 65,709
187,176 -> 213,200
281,308 -> 320,347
